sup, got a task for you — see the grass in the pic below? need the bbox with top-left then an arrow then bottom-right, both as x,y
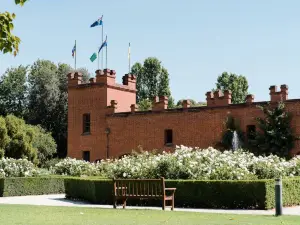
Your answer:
0,204 -> 300,225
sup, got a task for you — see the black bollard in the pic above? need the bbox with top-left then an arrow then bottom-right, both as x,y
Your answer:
275,178 -> 282,216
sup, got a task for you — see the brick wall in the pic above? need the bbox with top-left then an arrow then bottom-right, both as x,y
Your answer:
67,70 -> 300,161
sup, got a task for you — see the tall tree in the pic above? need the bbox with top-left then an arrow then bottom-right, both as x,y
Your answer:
215,72 -> 249,104
0,65 -> 28,117
250,102 -> 299,158
27,60 -> 60,130
53,63 -> 72,157
0,0 -> 28,56
131,57 -> 174,108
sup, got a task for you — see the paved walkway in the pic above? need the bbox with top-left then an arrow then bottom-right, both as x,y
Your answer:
0,194 -> 300,215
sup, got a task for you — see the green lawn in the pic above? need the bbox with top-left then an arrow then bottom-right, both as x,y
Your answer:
0,204 -> 300,225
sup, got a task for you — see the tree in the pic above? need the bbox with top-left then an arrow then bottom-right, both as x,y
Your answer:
30,125 -> 57,166
77,67 -> 91,82
215,72 -> 248,104
176,99 -> 206,108
0,0 -> 28,56
158,68 -> 174,108
250,102 -> 299,158
131,57 -> 174,109
137,99 -> 152,111
0,114 -> 56,164
0,116 -> 9,158
0,65 -> 28,117
27,60 -> 60,131
4,115 -> 38,164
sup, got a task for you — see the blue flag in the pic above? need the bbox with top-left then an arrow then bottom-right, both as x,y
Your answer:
90,15 -> 103,27
98,36 -> 107,53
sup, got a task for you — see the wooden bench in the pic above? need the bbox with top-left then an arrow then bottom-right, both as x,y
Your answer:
113,177 -> 176,210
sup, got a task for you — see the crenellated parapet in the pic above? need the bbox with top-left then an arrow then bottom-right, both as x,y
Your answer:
67,69 -> 136,92
206,90 -> 232,107
152,96 -> 168,111
269,84 -> 288,102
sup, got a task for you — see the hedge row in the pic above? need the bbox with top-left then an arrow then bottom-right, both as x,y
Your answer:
0,176 -> 65,197
64,178 -> 300,209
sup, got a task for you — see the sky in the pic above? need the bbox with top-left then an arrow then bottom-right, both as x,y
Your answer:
1,0 -> 300,102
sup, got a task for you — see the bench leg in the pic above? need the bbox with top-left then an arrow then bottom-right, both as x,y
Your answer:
123,198 -> 127,209
162,198 -> 166,210
113,198 -> 117,209
171,198 -> 174,211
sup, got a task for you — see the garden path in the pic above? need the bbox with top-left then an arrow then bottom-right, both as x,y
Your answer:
0,194 -> 300,216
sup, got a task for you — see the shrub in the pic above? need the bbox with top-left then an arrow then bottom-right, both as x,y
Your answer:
0,158 -> 41,177
52,158 -> 100,177
42,158 -> 63,170
0,176 -> 65,197
98,146 -> 293,180
3,115 -> 38,164
30,125 -> 57,166
64,177 -> 300,209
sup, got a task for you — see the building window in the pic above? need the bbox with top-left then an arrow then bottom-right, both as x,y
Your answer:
83,151 -> 90,162
165,129 -> 173,146
83,113 -> 91,134
247,125 -> 256,140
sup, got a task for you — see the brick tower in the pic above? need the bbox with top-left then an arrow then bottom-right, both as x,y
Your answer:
67,69 -> 136,161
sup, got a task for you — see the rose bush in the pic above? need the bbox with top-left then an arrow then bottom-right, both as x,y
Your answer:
0,158 -> 42,177
96,146 -> 300,180
51,158 -> 101,177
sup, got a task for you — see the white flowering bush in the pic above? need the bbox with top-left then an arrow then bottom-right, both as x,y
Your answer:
0,158 -> 41,177
51,158 -> 101,177
96,146 -> 300,180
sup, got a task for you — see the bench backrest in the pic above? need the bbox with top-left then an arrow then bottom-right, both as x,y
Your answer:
113,177 -> 165,198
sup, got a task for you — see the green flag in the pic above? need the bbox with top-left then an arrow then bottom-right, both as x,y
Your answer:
90,53 -> 97,62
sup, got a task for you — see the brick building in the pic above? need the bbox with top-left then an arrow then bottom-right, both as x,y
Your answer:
67,69 -> 300,162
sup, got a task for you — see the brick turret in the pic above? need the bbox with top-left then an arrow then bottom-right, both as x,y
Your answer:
269,85 -> 288,102
152,96 -> 168,111
67,71 -> 83,86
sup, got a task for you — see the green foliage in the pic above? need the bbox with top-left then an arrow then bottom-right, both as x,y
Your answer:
27,60 -> 63,157
0,117 -> 9,152
137,99 -> 152,111
131,57 -> 174,107
65,177 -> 300,209
176,99 -> 206,108
0,176 -> 65,197
0,60 -> 90,158
0,65 -> 28,117
41,158 -> 63,170
0,115 -> 56,165
0,0 -> 27,56
215,72 -> 249,104
15,0 -> 28,6
30,125 -> 57,166
0,12 -> 20,56
218,115 -> 244,150
4,115 -> 38,164
250,102 -> 299,158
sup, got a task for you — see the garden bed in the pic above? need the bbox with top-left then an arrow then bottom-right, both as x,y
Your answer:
64,177 -> 300,209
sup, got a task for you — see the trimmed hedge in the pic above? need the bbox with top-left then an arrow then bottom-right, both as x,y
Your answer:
0,176 -> 65,197
64,178 -> 300,209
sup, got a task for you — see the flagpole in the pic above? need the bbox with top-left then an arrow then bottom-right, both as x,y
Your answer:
75,40 -> 77,71
106,35 -> 108,69
97,51 -> 99,70
128,42 -> 131,74
101,16 -> 104,70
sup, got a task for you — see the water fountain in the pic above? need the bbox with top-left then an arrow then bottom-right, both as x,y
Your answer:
232,130 -> 240,151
